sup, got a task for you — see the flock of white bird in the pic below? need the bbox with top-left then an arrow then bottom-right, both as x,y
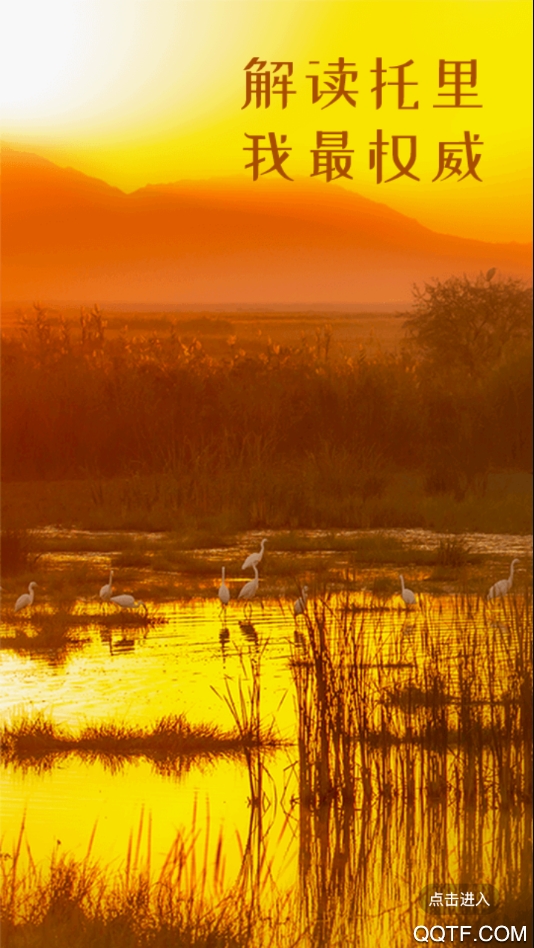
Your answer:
219,538 -> 268,605
398,559 -> 521,605
8,549 -> 522,617
217,538 -> 309,617
98,570 -> 147,613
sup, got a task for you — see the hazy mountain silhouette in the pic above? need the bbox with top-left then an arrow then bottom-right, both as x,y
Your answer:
2,145 -> 531,303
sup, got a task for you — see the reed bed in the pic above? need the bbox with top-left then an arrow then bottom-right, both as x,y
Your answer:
0,813 -> 299,948
288,591 -> 533,946
1,755 -> 531,948
1,712 -> 283,775
2,310 -> 531,533
291,591 -> 533,809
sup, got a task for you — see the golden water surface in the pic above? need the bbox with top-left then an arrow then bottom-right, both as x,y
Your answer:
1,535 -> 532,946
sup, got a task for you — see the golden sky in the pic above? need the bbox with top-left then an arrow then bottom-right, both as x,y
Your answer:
2,0 -> 532,242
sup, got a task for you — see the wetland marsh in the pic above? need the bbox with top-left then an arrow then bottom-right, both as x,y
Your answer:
1,295 -> 532,943
1,528 -> 532,947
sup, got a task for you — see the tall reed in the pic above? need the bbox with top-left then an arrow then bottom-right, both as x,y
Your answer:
289,590 -> 532,946
3,312 -> 531,529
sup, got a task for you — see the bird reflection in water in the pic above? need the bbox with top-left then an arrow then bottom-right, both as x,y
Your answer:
401,616 -> 416,636
239,620 -> 258,646
100,628 -> 144,655
111,634 -> 135,654
219,626 -> 230,660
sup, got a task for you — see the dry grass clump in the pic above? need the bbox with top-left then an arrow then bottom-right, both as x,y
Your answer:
435,535 -> 471,567
1,712 -> 283,774
0,817 -> 288,948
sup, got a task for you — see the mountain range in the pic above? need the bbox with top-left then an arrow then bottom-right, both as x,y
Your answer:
1,145 -> 531,304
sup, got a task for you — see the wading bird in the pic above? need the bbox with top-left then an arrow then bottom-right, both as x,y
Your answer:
399,575 -> 416,606
487,559 -> 520,600
15,582 -> 37,613
294,585 -> 308,617
242,538 -> 267,571
110,594 -> 147,613
218,567 -> 230,606
238,564 -> 259,603
99,569 -> 114,601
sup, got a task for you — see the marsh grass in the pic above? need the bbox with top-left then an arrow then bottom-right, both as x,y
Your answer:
210,642 -> 289,818
0,531 -> 40,576
1,712 -> 283,775
287,591 -> 533,945
4,471 -> 533,535
0,814 -> 297,948
1,793 -> 530,948
291,591 -> 532,809
4,524 -> 528,608
435,534 -> 471,567
2,314 -> 531,534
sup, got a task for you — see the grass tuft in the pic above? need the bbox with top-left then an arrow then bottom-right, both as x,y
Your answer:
1,713 -> 284,774
435,535 -> 471,567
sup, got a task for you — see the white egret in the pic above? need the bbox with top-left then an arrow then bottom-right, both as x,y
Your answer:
242,538 -> 267,571
487,559 -> 520,600
294,585 -> 309,616
99,570 -> 114,601
110,594 -> 147,613
218,567 -> 230,606
399,575 -> 416,606
15,582 -> 37,613
238,564 -> 259,602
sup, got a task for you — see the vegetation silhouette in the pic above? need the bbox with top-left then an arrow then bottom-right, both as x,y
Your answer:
1,282 -> 532,532
401,271 -> 532,378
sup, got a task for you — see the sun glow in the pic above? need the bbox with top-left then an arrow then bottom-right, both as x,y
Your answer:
1,0 -> 532,242
1,2 -> 96,123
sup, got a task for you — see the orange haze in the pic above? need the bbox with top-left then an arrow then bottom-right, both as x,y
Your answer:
2,147 -> 531,304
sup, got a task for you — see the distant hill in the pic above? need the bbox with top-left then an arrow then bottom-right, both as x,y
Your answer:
1,145 -> 531,304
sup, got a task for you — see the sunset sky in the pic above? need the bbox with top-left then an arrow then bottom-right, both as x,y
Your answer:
1,0 -> 532,243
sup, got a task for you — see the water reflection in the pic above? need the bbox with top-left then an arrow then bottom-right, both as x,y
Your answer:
219,626 -> 230,660
0,592 -> 530,729
239,619 -> 258,646
110,633 -> 136,654
0,585 -> 531,947
1,744 -> 530,947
